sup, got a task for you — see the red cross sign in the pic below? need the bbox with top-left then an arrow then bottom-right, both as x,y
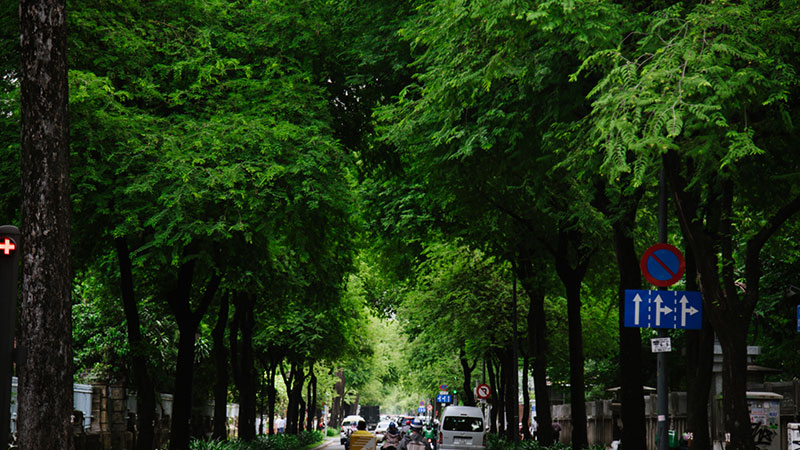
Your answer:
0,238 -> 16,255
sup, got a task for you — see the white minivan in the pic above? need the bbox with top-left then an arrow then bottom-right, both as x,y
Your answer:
438,406 -> 486,450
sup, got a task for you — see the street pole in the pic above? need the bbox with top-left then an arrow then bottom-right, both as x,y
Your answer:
511,262 -> 520,444
657,170 -> 670,450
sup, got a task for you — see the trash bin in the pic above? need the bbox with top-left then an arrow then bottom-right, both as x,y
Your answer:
668,430 -> 679,449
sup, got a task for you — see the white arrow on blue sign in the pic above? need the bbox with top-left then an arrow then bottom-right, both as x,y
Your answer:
624,290 -> 702,330
436,394 -> 452,403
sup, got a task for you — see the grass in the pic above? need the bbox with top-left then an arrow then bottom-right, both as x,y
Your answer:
190,430 -> 324,450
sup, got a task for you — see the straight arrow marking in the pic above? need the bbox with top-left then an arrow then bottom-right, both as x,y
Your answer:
633,293 -> 643,325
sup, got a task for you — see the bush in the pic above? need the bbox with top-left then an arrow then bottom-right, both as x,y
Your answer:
485,433 -> 576,450
326,427 -> 338,437
190,430 -> 324,450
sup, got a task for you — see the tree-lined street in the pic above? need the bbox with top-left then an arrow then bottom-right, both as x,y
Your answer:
1,1 -> 799,450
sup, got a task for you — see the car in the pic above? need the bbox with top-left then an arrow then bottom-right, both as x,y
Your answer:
438,406 -> 486,450
340,415 -> 366,445
374,420 -> 392,442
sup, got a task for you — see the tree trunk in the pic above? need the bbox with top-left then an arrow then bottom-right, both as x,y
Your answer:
459,349 -> 476,406
504,345 -> 518,442
609,203 -> 647,450
521,351 -> 531,441
307,362 -> 316,431
684,248 -> 714,450
516,249 -> 553,446
167,258 -> 222,449
18,0 -> 72,448
495,354 -> 506,435
267,357 -> 279,435
116,238 -> 157,450
664,152 -> 800,450
233,292 -> 257,441
487,357 -> 500,434
212,293 -> 230,440
331,369 -> 345,427
553,230 -> 590,449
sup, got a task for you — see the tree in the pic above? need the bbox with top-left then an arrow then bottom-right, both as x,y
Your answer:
18,0 -> 73,449
585,2 -> 800,448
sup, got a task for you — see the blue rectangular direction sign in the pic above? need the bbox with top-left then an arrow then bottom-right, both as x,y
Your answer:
436,394 -> 452,403
624,290 -> 702,330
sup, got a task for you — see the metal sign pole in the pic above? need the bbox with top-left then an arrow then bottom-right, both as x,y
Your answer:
0,225 -> 21,442
656,171 -> 669,450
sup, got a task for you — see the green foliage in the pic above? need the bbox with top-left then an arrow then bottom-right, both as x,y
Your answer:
485,433 -> 576,450
189,431 -> 323,450
583,1 -> 800,187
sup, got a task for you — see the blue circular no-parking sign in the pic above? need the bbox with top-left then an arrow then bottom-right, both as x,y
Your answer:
640,243 -> 685,287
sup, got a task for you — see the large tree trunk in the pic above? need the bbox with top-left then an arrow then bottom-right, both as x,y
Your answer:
684,248 -> 714,450
116,238 -> 158,450
167,258 -> 221,449
212,293 -> 230,440
516,248 -> 553,446
18,0 -> 72,447
331,369 -> 345,428
608,198 -> 647,450
231,292 -> 257,441
459,349 -> 476,406
553,230 -> 590,449
504,344 -> 518,442
495,354 -> 506,435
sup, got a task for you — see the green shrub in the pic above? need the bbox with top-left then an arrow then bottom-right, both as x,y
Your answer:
190,430 -> 323,450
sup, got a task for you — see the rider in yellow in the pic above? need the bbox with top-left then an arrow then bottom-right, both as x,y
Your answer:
349,420 -> 377,450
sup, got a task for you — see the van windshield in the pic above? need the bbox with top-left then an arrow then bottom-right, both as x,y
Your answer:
443,416 -> 483,432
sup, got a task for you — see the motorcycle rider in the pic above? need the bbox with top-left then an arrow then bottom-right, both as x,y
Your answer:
382,422 -> 402,450
350,420 -> 377,450
399,419 -> 427,450
423,422 -> 436,450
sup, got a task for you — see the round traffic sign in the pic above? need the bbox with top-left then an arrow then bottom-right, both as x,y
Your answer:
475,384 -> 491,400
640,243 -> 685,287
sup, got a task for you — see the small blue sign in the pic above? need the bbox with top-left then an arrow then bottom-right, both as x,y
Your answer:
436,394 -> 452,403
418,407 -> 426,413
624,290 -> 702,330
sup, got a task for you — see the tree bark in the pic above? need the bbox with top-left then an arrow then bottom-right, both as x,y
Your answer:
307,362 -> 316,431
331,369 -> 345,428
504,344 -> 518,442
459,349 -> 476,406
167,257 -> 222,449
684,248 -> 714,450
18,0 -> 72,448
231,292 -> 256,441
212,292 -> 230,440
116,238 -> 157,450
516,247 -> 553,446
553,230 -> 590,449
487,357 -> 500,434
607,196 -> 647,450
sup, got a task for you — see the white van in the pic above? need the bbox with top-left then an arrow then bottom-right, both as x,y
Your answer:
438,406 -> 486,450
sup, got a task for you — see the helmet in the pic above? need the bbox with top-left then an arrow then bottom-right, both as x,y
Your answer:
411,419 -> 423,430
388,422 -> 397,432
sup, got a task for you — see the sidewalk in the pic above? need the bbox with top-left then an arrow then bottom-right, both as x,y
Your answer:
310,436 -> 338,450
